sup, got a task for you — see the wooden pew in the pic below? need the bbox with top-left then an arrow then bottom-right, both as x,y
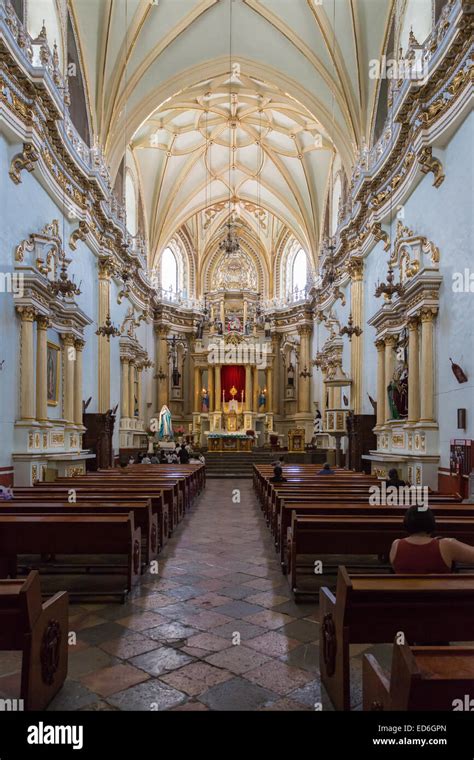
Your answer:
288,514 -> 474,595
277,498 -> 471,567
17,484 -> 172,540
320,567 -> 474,710
3,499 -> 158,564
363,643 -> 474,711
0,514 -> 141,601
0,571 -> 68,710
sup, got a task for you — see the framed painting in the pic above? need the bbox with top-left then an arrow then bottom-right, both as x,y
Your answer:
47,341 -> 60,406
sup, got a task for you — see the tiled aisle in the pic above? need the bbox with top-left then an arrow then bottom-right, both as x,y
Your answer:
0,479 -> 389,711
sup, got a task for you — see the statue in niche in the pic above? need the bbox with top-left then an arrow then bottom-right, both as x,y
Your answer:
264,318 -> 271,338
227,314 -> 241,332
201,389 -> 209,413
258,388 -> 266,411
244,321 -> 251,336
387,364 -> 408,419
158,405 -> 173,439
287,362 -> 295,388
215,319 -> 223,335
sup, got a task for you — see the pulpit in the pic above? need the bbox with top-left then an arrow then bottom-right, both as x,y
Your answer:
83,410 -> 116,470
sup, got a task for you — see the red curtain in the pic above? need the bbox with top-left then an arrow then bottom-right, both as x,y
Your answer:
221,365 -> 245,402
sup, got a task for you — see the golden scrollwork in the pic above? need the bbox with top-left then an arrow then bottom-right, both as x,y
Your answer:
418,147 -> 445,188
9,143 -> 39,184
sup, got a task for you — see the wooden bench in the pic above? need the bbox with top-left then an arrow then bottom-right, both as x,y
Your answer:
0,571 -> 68,710
363,643 -> 474,711
0,514 -> 141,601
17,484 -> 172,541
4,499 -> 158,565
288,514 -> 474,595
320,567 -> 474,710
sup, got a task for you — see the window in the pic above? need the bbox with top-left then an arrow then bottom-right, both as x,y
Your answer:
125,172 -> 137,236
161,247 -> 178,294
292,249 -> 307,294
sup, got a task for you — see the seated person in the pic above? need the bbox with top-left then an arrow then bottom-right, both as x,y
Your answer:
271,457 -> 285,467
159,450 -> 167,463
318,462 -> 334,475
127,455 -> 135,466
150,454 -> 159,464
179,446 -> 190,464
386,467 -> 406,487
269,465 -> 287,483
390,505 -> 474,574
141,454 -> 151,464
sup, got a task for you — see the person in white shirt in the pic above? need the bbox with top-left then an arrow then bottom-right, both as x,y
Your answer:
141,455 -> 151,464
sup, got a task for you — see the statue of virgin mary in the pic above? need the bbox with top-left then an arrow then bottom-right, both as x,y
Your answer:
158,405 -> 173,439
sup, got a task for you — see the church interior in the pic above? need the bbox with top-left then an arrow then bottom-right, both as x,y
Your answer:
0,0 -> 473,727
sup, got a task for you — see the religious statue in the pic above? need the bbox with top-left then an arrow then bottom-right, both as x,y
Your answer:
216,319 -> 223,335
258,388 -> 266,411
264,319 -> 271,338
227,314 -> 241,332
244,321 -> 251,336
201,389 -> 209,413
196,319 -> 204,340
387,364 -> 408,419
287,362 -> 295,387
158,405 -> 173,439
313,407 -> 322,435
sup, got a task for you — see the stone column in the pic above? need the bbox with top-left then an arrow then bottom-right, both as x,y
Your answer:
384,335 -> 397,423
194,366 -> 202,413
271,335 -> 280,415
243,300 -> 248,326
155,324 -> 168,409
128,360 -> 136,418
74,339 -> 85,427
420,308 -> 436,422
375,339 -> 385,427
36,315 -> 49,422
121,356 -> 130,418
266,365 -> 273,413
136,363 -> 143,422
98,258 -> 112,413
253,365 -> 259,412
407,316 -> 420,424
298,325 -> 311,413
245,364 -> 252,412
17,306 -> 36,421
220,300 -> 225,325
208,364 -> 214,412
62,334 -> 75,424
215,365 -> 221,411
349,259 -> 364,414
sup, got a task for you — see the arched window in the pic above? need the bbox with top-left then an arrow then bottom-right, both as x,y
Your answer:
291,249 -> 308,294
161,247 -> 178,294
125,172 -> 137,236
27,0 -> 64,71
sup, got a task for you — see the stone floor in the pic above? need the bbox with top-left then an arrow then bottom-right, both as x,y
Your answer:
0,479 -> 392,711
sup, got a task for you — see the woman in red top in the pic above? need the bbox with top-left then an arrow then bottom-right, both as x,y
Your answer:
390,506 -> 474,573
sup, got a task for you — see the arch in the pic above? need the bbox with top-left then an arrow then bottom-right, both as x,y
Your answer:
155,238 -> 189,298
125,171 -> 137,236
27,0 -> 65,72
66,8 -> 91,145
397,0 -> 433,54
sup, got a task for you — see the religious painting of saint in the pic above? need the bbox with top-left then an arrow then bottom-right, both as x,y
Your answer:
47,342 -> 60,406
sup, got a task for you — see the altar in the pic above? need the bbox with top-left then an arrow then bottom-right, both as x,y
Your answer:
207,432 -> 253,452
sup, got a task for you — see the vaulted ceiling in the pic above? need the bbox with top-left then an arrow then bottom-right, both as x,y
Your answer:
71,0 -> 394,265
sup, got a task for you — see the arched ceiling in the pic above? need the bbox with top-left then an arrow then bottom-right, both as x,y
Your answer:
71,0 -> 394,264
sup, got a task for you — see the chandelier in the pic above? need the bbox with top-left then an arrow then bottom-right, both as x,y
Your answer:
96,313 -> 120,341
219,221 -> 241,256
48,258 -> 81,299
339,313 -> 363,341
374,261 -> 404,301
